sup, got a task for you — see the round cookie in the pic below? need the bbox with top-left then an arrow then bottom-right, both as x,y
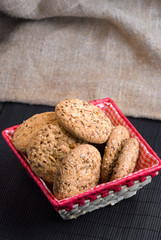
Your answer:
26,121 -> 85,184
53,144 -> 101,200
55,99 -> 112,144
101,125 -> 130,183
12,112 -> 56,152
111,138 -> 139,181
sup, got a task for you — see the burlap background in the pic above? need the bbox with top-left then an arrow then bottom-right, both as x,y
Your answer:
0,0 -> 161,119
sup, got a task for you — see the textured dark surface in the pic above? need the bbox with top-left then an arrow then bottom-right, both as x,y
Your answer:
1,102 -> 161,240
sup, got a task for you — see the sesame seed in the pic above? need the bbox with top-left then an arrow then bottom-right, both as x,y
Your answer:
81,153 -> 85,158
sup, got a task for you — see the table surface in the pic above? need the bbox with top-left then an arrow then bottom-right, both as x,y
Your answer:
1,102 -> 161,240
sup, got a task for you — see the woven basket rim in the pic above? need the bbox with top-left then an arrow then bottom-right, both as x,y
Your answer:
2,97 -> 161,211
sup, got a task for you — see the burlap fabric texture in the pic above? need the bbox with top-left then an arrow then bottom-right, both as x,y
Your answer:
0,0 -> 161,119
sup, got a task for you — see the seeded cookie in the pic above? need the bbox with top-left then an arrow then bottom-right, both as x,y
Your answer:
12,112 -> 56,152
53,144 -> 101,199
26,121 -> 84,184
55,99 -> 112,144
101,125 -> 130,183
111,138 -> 139,181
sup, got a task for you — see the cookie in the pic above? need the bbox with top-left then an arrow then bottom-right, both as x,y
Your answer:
26,121 -> 84,184
101,125 -> 130,183
12,112 -> 56,152
111,138 -> 139,181
53,144 -> 101,199
55,99 -> 112,144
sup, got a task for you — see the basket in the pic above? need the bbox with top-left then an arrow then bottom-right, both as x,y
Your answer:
2,97 -> 161,220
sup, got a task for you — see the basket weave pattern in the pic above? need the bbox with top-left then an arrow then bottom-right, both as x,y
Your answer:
58,175 -> 152,219
2,98 -> 161,220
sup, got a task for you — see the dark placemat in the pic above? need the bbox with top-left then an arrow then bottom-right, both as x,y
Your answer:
1,102 -> 161,240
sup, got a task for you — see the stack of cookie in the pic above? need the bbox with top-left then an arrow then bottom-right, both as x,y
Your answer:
12,99 -> 139,200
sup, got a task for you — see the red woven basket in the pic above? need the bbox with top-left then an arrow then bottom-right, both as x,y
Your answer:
2,98 -> 161,220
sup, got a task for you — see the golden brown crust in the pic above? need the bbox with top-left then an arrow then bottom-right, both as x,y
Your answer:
26,121 -> 85,184
12,112 -> 56,152
53,144 -> 101,199
101,125 -> 130,183
55,99 -> 112,144
111,138 -> 139,181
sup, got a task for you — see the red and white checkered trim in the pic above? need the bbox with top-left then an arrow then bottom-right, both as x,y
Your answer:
94,101 -> 158,171
2,98 -> 161,214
